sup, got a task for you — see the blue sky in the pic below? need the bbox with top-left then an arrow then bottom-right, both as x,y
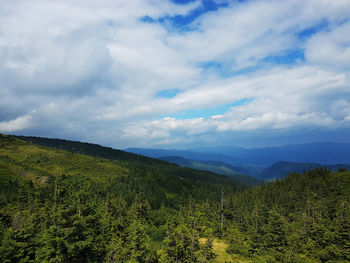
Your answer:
143,0 -> 229,29
0,0 -> 350,148
166,98 -> 253,119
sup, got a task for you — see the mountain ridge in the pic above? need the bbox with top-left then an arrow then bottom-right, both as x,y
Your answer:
189,141 -> 350,165
259,160 -> 350,181
158,155 -> 262,186
127,141 -> 350,166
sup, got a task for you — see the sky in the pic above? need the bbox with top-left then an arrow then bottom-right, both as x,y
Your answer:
0,0 -> 350,149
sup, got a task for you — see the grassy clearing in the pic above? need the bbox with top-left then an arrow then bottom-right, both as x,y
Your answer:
199,238 -> 252,263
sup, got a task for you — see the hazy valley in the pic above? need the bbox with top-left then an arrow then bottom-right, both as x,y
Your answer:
126,142 -> 350,182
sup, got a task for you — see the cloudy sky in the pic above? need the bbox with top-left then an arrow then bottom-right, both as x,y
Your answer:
1,0 -> 350,149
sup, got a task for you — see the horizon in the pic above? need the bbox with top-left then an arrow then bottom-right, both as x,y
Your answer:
6,133 -> 350,152
1,0 -> 350,148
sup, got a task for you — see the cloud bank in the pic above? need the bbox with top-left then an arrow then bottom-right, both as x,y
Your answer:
0,0 -> 349,148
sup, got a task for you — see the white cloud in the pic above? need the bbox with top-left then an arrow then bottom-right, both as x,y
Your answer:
0,0 -> 349,147
121,65 -> 349,144
167,0 -> 350,68
305,22 -> 350,69
0,111 -> 33,132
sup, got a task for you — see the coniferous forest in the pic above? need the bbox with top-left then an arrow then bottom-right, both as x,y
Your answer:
0,134 -> 349,262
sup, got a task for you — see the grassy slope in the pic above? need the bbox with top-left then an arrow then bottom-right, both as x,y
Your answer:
0,134 -> 129,184
0,134 -> 245,206
15,135 -> 262,186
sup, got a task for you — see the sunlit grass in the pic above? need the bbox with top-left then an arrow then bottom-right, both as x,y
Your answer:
0,135 -> 130,184
199,238 -> 252,263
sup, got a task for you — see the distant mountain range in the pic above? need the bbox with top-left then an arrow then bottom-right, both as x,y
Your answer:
126,148 -> 245,165
126,142 -> 350,181
127,142 -> 350,166
158,156 -> 262,186
190,142 -> 350,165
258,161 -> 350,181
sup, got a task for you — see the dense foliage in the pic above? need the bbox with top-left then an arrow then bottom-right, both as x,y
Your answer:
223,168 -> 350,262
0,134 -> 349,262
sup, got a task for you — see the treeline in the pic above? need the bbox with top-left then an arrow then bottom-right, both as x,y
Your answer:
0,134 -> 349,262
14,135 -> 167,164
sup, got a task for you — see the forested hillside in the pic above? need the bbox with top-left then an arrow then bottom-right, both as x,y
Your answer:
223,168 -> 350,262
0,134 -> 349,262
0,134 -> 243,262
